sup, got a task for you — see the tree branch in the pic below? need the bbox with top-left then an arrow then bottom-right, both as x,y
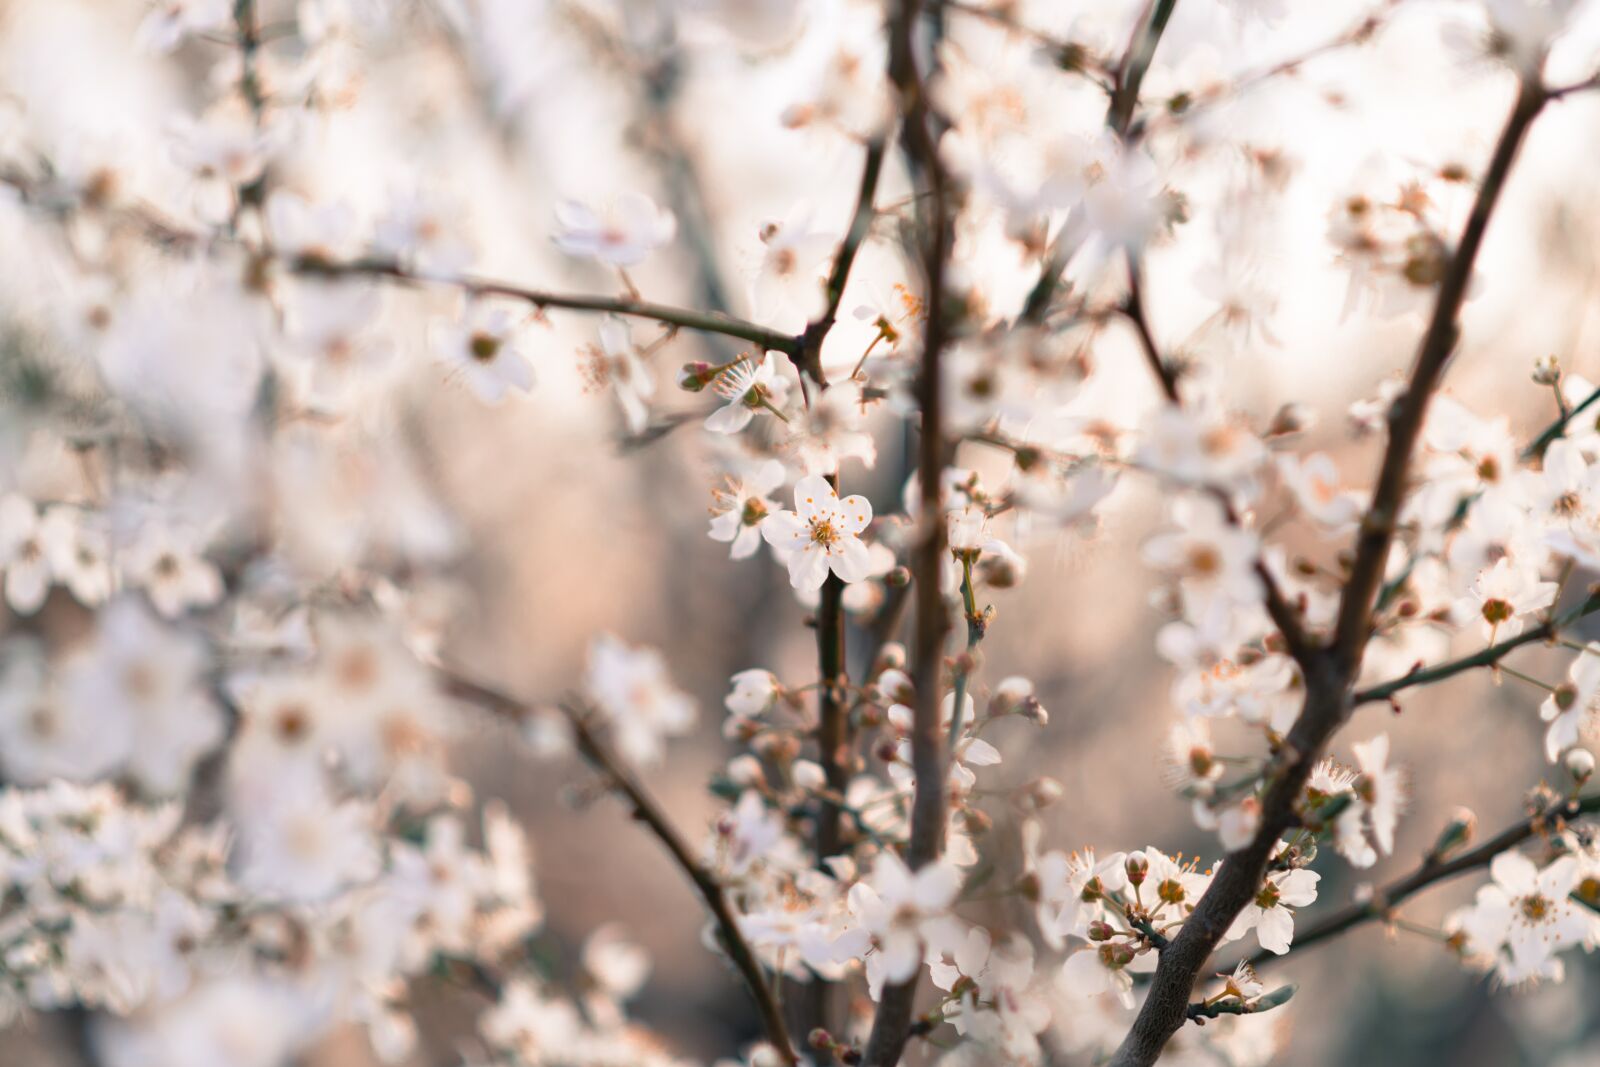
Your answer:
798,137 -> 890,383
1242,793 -> 1600,970
438,672 -> 798,1066
292,255 -> 800,354
1353,592 -> 1600,706
859,1 -> 959,1062
0,167 -> 802,358
1108,77 -> 1552,1067
1332,80 -> 1548,664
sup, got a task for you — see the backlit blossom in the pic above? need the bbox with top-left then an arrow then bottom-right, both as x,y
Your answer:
760,474 -> 874,591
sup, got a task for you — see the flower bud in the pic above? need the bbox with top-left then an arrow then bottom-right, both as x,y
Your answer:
1267,402 -> 1314,438
677,361 -> 717,392
1568,748 -> 1595,784
1532,354 -> 1562,386
1430,808 -> 1476,861
873,642 -> 908,673
1013,776 -> 1064,813
792,759 -> 826,792
727,754 -> 765,786
1087,920 -> 1115,942
1125,854 -> 1149,886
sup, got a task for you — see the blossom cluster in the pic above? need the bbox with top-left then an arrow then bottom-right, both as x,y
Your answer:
0,0 -> 1599,1066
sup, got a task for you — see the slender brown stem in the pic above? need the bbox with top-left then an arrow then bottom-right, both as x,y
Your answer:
859,2 -> 957,1063
1109,78 -> 1552,1067
1019,0 -> 1179,324
1107,0 -> 1180,136
1122,255 -> 1180,402
798,137 -> 889,383
0,167 -> 801,357
293,255 -> 800,354
438,672 -> 798,1066
1354,592 -> 1600,705
1332,80 -> 1547,664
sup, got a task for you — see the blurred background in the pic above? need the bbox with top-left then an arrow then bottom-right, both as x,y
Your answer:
3,0 -> 1600,1064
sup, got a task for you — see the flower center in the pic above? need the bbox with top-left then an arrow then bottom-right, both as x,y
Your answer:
809,519 -> 838,547
1520,894 -> 1551,922
1481,598 -> 1514,625
469,332 -> 501,363
1254,882 -> 1281,910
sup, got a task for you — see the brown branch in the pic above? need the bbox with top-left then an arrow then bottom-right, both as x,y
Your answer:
1122,256 -> 1180,402
292,255 -> 800,354
1332,79 -> 1547,665
1108,78 -> 1553,1067
859,0 -> 958,1062
438,672 -> 798,1066
798,137 -> 890,383
1107,0 -> 1180,137
0,168 -> 801,357
1353,592 -> 1600,706
1019,0 -> 1179,324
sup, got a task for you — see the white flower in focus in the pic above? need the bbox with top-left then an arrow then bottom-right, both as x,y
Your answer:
434,304 -> 534,404
709,459 -> 787,559
0,494 -> 52,613
553,193 -> 676,267
1452,557 -> 1557,641
760,474 -> 874,591
1059,942 -> 1141,1007
706,352 -> 790,434
1226,866 -> 1319,954
583,635 -> 696,766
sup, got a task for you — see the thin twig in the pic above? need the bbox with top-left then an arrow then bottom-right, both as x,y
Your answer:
439,672 -> 798,1066
1354,593 -> 1600,706
0,168 -> 801,357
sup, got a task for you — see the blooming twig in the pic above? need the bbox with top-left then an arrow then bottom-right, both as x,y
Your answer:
1110,75 -> 1555,1067
1240,793 -> 1600,970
